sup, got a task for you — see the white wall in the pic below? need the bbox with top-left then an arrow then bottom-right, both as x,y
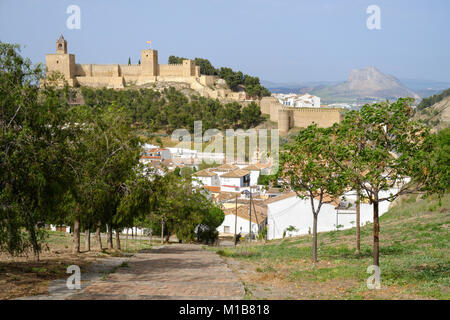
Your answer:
192,175 -> 219,187
249,170 -> 260,186
217,214 -> 259,235
220,176 -> 242,187
267,190 -> 395,240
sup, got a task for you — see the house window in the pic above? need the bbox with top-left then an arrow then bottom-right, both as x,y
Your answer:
224,226 -> 230,233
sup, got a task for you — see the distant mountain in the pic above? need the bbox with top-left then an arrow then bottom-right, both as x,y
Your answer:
261,80 -> 338,94
320,66 -> 419,100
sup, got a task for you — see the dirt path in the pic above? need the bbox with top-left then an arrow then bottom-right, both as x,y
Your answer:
32,244 -> 244,300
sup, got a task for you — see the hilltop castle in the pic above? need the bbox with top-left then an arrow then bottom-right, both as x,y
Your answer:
45,35 -> 246,100
45,35 -> 341,131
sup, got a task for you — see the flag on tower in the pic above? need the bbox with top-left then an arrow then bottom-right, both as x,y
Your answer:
146,40 -> 151,45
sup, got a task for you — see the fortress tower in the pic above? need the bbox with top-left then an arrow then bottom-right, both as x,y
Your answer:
45,34 -> 76,85
141,49 -> 158,76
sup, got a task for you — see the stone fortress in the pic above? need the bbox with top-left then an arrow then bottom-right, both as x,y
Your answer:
45,35 -> 246,100
45,35 -> 341,132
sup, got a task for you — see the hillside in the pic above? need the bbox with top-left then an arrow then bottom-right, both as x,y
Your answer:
415,94 -> 450,132
216,193 -> 450,299
312,66 -> 420,104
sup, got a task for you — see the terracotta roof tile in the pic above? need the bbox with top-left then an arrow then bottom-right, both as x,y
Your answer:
220,169 -> 250,178
213,164 -> 239,172
224,203 -> 267,222
194,169 -> 218,177
242,164 -> 261,171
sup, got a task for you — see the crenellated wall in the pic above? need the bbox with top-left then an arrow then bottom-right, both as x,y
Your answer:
259,97 -> 341,133
75,64 -> 91,77
75,76 -> 124,89
291,107 -> 341,128
90,64 -> 119,77
119,65 -> 141,77
260,96 -> 278,115
159,64 -> 186,76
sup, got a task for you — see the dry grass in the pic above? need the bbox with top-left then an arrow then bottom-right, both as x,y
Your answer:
0,231 -> 155,300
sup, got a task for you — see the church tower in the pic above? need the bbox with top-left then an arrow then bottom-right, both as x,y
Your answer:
45,34 -> 75,85
56,34 -> 67,54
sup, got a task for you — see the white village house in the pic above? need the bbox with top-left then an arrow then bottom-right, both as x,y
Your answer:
265,188 -> 398,240
219,169 -> 251,193
217,203 -> 267,236
192,169 -> 220,187
242,164 -> 261,186
212,163 -> 239,176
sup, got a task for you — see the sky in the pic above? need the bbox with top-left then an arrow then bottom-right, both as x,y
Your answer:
1,0 -> 449,83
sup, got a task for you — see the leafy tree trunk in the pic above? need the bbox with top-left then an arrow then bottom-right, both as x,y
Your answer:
85,228 -> 90,251
107,225 -> 113,250
73,215 -> 81,254
355,188 -> 361,255
25,214 -> 40,261
164,231 -> 171,244
149,228 -> 152,246
125,228 -> 128,250
115,229 -> 121,250
96,221 -> 102,250
312,212 -> 318,264
373,191 -> 380,266
161,220 -> 164,244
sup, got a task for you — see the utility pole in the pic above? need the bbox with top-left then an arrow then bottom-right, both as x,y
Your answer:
356,185 -> 361,255
251,191 -> 260,240
234,194 -> 238,246
161,220 -> 164,244
248,190 -> 252,243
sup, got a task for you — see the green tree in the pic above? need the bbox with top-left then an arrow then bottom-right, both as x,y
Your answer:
194,58 -> 217,75
330,98 -> 441,267
0,42 -> 73,259
241,102 -> 262,129
168,55 -> 185,64
280,125 -> 348,263
65,104 -> 140,253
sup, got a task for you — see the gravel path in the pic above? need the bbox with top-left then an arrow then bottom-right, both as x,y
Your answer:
22,244 -> 244,300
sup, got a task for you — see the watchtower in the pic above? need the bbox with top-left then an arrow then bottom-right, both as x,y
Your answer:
141,49 -> 158,76
45,34 -> 75,84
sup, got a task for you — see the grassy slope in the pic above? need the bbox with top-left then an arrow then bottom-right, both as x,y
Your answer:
217,193 -> 450,299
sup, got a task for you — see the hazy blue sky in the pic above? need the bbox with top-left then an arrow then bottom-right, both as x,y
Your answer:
1,0 -> 449,83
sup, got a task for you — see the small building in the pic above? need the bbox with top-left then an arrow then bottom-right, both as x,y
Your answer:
192,169 -> 220,187
212,163 -> 240,177
219,169 -> 251,193
218,203 -> 267,236
49,225 -> 71,233
242,164 -> 261,186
